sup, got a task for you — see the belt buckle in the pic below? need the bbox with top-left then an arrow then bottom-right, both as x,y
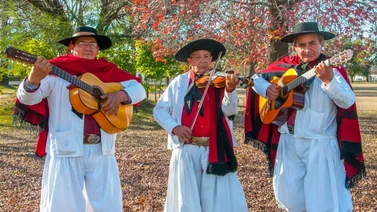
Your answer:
87,134 -> 100,144
288,125 -> 294,134
190,137 -> 209,146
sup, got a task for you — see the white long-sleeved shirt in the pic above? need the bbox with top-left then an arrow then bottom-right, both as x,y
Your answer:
17,75 -> 146,157
153,71 -> 239,149
252,68 -> 355,138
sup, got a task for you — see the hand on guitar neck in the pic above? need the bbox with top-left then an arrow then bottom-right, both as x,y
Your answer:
265,61 -> 334,100
28,57 -> 52,85
314,61 -> 334,85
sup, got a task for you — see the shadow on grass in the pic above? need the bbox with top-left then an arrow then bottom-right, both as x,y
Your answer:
352,85 -> 377,97
358,115 -> 377,135
0,158 -> 43,179
0,132 -> 40,157
128,99 -> 162,131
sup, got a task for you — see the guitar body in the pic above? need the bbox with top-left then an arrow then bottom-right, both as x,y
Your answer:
259,68 -> 304,124
69,73 -> 133,134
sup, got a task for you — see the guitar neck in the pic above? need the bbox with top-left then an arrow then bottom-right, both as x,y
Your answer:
51,65 -> 93,94
283,49 -> 354,93
285,68 -> 316,92
5,47 -> 93,94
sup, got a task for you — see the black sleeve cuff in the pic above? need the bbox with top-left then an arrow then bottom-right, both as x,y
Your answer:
120,90 -> 132,105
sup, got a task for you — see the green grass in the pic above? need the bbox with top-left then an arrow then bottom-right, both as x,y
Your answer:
129,99 -> 160,130
0,85 -> 17,94
0,101 -> 14,129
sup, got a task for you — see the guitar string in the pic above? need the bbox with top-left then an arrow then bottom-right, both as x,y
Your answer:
52,66 -> 94,94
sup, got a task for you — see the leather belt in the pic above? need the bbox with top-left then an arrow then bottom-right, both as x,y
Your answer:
288,125 -> 294,134
84,134 -> 101,144
188,136 -> 209,147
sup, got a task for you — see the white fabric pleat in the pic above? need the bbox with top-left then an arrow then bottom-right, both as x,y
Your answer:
273,134 -> 352,212
40,144 -> 122,212
164,144 -> 248,212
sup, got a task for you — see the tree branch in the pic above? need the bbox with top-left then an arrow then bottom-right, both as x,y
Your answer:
25,0 -> 69,22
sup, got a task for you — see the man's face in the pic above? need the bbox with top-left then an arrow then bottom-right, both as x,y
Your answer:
69,37 -> 99,60
187,50 -> 213,75
294,34 -> 323,63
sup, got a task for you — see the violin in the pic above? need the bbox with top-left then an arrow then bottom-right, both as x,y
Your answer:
195,71 -> 254,88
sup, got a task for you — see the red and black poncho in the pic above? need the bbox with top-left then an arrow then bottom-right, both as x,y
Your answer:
244,55 -> 366,189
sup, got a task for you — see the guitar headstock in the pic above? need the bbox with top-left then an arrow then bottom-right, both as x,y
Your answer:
329,49 -> 353,66
5,47 -> 37,64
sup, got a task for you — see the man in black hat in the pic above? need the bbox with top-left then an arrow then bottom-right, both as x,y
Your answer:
153,39 -> 248,212
245,22 -> 364,211
16,26 -> 146,211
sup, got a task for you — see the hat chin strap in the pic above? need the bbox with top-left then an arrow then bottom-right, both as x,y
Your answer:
72,32 -> 96,37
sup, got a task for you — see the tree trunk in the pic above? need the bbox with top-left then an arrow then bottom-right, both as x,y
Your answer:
158,81 -> 162,99
248,61 -> 256,76
154,83 -> 157,102
268,0 -> 292,63
166,77 -> 170,87
26,0 -> 69,22
270,40 -> 289,62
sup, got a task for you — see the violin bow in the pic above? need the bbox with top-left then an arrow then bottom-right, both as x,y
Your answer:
190,51 -> 223,131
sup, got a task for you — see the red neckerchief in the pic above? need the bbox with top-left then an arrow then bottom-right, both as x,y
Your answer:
181,71 -> 211,137
244,55 -> 365,188
14,54 -> 142,157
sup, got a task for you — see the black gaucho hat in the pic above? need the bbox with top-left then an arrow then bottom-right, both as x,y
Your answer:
58,26 -> 112,50
280,22 -> 335,43
175,39 -> 226,62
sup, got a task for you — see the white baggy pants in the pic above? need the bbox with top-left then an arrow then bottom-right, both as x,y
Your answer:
273,134 -> 352,212
164,144 -> 248,212
40,143 -> 122,212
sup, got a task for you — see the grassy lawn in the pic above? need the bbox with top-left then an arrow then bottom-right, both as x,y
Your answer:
0,85 -> 17,95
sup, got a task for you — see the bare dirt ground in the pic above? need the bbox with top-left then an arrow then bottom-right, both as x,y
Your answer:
0,84 -> 376,211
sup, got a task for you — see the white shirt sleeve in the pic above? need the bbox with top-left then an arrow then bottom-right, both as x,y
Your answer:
17,75 -> 55,105
221,89 -> 239,117
251,74 -> 271,98
120,79 -> 146,104
321,68 -> 356,109
153,80 -> 180,134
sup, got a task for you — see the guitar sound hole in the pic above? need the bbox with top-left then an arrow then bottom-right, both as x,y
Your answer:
274,96 -> 285,110
92,87 -> 104,100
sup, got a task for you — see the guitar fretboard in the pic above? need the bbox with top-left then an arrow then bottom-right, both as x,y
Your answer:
4,46 -> 95,95
51,66 -> 93,94
285,68 -> 316,92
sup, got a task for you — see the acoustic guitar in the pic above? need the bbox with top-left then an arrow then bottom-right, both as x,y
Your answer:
5,47 -> 132,134
259,50 -> 353,124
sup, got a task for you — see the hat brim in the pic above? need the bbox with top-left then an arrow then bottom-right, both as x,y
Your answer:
280,31 -> 335,43
58,35 -> 112,50
175,39 -> 226,62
